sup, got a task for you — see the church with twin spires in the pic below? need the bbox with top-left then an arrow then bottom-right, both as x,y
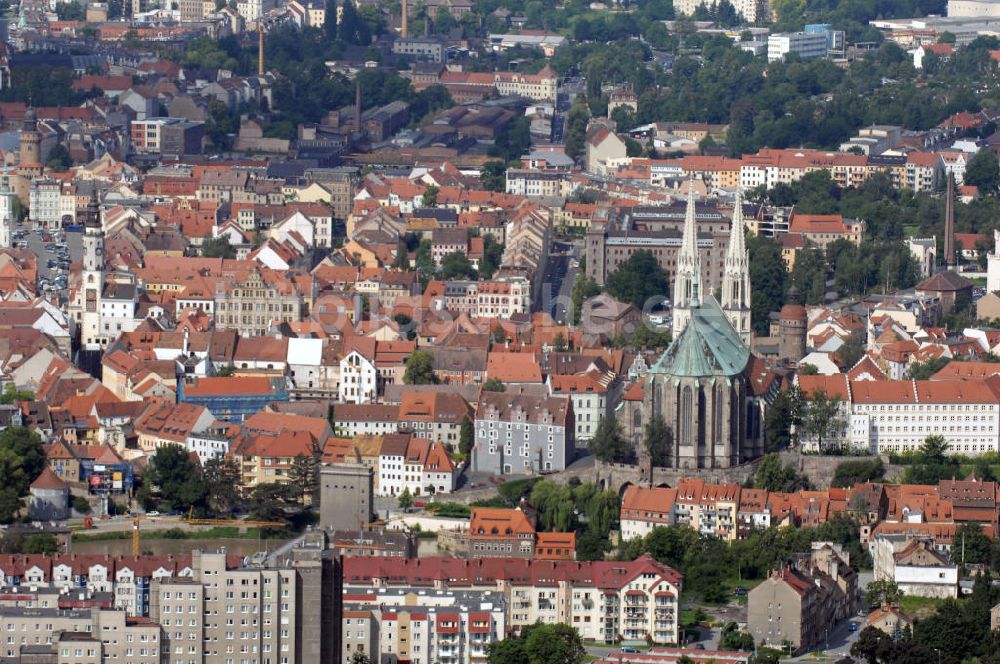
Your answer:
639,180 -> 766,469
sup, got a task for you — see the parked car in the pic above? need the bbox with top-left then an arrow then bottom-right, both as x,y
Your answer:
621,647 -> 639,654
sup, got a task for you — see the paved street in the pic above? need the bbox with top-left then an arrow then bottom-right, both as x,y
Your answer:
542,238 -> 582,324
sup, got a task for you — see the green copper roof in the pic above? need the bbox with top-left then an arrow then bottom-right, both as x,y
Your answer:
651,296 -> 750,377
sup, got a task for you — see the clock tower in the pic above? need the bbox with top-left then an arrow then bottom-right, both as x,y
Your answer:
80,190 -> 104,350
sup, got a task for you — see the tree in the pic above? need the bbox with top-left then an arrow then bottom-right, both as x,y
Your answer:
22,533 -> 59,554
552,332 -> 567,352
324,0 -> 338,41
588,416 -> 633,463
866,578 -> 902,610
72,495 -> 91,514
138,444 -> 206,513
45,144 -> 71,172
338,0 -> 370,44
403,350 -> 437,385
964,149 -> 1000,193
202,455 -> 242,516
832,458 -> 885,488
247,482 -> 296,522
55,1 -> 84,19
459,415 -> 473,456
439,251 -> 476,279
480,235 -> 504,280
487,623 -> 586,664
906,356 -> 950,380
398,487 -> 413,510
0,427 -> 45,482
719,622 -> 754,651
484,377 -> 506,392
288,454 -> 319,505
837,340 -> 865,368
421,184 -> 439,207
955,522 -> 992,566
904,435 -> 962,484
570,274 -> 601,324
348,653 -> 371,664
205,99 -> 234,151
392,238 -> 409,269
565,97 -> 590,162
851,626 -> 893,664
643,414 -> 672,467
0,384 -> 34,404
801,389 -> 844,449
753,452 -> 808,492
481,160 -> 506,192
747,235 -> 787,335
201,235 -> 237,259
605,250 -> 669,309
763,386 -> 802,452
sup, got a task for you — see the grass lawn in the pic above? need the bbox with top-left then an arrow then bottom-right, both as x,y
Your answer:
898,595 -> 949,619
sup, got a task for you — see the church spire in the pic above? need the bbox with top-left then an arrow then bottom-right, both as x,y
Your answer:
672,178 -> 702,338
721,189 -> 752,345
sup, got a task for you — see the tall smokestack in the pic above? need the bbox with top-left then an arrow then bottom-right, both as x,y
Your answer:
944,170 -> 955,270
355,78 -> 362,131
257,25 -> 264,76
402,0 -> 408,38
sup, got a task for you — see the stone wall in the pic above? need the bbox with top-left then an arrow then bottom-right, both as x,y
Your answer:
787,452 -> 903,489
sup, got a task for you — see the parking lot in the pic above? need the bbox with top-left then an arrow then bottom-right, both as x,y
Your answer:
15,223 -> 83,297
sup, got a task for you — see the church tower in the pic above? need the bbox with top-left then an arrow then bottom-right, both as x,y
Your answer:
80,190 -> 104,350
672,179 -> 702,339
721,190 -> 752,345
18,107 -> 41,170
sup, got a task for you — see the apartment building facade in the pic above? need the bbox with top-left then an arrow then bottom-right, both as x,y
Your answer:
342,590 -> 507,664
798,375 -> 1000,455
343,555 -> 682,645
472,391 -> 574,475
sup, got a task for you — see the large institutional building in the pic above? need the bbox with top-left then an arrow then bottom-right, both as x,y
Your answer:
618,183 -> 765,469
585,199 -> 732,290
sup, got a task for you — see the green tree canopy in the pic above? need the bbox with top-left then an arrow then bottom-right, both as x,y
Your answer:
138,444 -> 206,513
588,416 -> 633,463
403,350 -> 437,385
605,250 -> 669,309
201,235 -> 237,259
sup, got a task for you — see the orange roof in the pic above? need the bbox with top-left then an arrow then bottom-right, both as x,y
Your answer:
486,352 -> 542,383
31,467 -> 67,491
621,485 -> 677,519
182,376 -> 276,396
469,508 -> 535,538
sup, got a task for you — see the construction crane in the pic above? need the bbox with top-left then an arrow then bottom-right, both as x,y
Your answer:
131,512 -> 287,557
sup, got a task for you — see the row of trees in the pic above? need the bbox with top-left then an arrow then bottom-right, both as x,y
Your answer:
620,516 -> 871,604
853,574 -> 1000,664
475,477 -> 621,561
0,428 -> 47,523
138,445 -> 318,523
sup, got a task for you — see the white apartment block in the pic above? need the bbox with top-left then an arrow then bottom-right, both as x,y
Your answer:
798,376 -> 1000,456
767,31 -> 828,62
343,590 -> 506,664
505,170 -> 567,197
873,535 -> 958,599
344,555 -> 682,646
339,350 -> 378,403
29,179 -> 63,228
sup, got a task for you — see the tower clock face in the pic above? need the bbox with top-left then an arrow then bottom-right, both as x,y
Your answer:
96,247 -> 103,256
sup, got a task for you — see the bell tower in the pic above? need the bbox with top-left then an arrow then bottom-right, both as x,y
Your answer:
721,190 -> 752,345
81,190 -> 104,349
672,178 -> 702,339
